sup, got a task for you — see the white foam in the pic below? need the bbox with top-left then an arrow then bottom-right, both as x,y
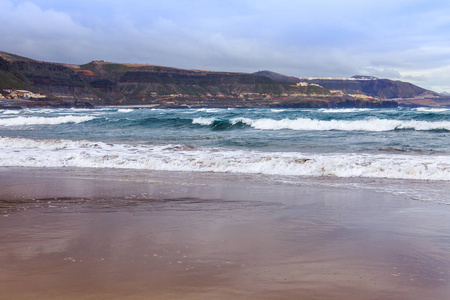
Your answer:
0,137 -> 448,181
22,108 -> 58,114
318,108 -> 371,113
414,107 -> 449,112
118,109 -> 134,113
231,117 -> 450,131
192,117 -> 216,125
1,110 -> 21,115
0,115 -> 96,126
195,108 -> 222,113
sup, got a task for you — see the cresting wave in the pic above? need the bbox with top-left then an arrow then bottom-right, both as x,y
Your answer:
318,108 -> 372,113
0,110 -> 21,115
0,115 -> 96,126
117,109 -> 134,113
414,107 -> 449,112
0,137 -> 448,181
192,117 -> 216,126
192,117 -> 450,131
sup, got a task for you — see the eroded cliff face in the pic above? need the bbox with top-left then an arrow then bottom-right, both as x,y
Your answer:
0,51 -> 404,108
0,56 -> 35,91
0,53 -> 106,105
71,61 -> 336,107
11,60 -> 104,103
305,78 -> 429,99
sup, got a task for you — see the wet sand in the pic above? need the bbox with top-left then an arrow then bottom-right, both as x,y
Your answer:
1,167 -> 450,299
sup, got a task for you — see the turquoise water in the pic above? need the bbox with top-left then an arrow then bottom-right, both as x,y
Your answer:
0,107 -> 449,182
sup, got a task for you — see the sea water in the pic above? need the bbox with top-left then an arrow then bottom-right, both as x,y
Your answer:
0,107 -> 449,202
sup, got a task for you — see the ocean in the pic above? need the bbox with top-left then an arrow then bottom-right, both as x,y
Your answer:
0,107 -> 449,203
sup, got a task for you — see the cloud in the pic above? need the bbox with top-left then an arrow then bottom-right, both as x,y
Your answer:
401,65 -> 450,92
403,74 -> 428,83
1,0 -> 450,91
359,67 -> 402,79
0,0 -> 95,62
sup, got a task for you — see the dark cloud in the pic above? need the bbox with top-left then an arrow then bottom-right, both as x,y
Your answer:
1,0 -> 450,91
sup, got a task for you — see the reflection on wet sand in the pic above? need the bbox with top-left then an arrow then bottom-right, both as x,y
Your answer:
1,168 -> 450,299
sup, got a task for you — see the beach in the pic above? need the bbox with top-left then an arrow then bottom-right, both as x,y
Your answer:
1,167 -> 449,299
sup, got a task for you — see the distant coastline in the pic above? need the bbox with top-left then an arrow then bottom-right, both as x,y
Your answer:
1,50 -> 449,109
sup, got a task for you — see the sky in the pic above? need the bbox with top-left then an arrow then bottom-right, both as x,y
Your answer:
1,0 -> 450,92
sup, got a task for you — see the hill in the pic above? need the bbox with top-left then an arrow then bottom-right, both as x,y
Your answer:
75,61 -> 331,106
0,50 -> 420,108
254,71 -> 449,107
305,77 -> 432,99
253,72 -> 436,100
0,51 -> 335,108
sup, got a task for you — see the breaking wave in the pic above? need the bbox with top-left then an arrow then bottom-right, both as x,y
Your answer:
0,137 -> 448,181
231,117 -> 450,131
0,115 -> 96,126
318,108 -> 372,113
117,109 -> 134,113
1,110 -> 21,115
192,117 -> 216,126
413,107 -> 449,113
191,116 -> 450,131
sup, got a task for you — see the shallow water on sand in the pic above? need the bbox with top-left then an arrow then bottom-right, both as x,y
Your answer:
1,168 -> 450,299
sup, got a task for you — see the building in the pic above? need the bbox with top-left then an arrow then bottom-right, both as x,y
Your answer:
13,90 -> 33,99
2,89 -> 46,100
330,90 -> 344,95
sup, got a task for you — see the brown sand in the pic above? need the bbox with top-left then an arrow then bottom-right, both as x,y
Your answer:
1,167 -> 449,299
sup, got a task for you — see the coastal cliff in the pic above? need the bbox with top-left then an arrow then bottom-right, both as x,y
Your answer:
306,77 -> 429,99
254,71 -> 431,99
1,50 -> 442,108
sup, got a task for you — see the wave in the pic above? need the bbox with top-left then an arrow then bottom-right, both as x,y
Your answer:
231,117 -> 450,131
0,137 -> 448,181
192,117 -> 247,130
0,115 -> 96,126
414,107 -> 449,113
192,116 -> 450,131
118,109 -> 134,113
192,117 -> 216,126
1,110 -> 21,115
195,108 -> 223,113
318,108 -> 371,113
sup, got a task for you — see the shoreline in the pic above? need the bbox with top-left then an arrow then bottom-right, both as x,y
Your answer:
1,167 -> 450,299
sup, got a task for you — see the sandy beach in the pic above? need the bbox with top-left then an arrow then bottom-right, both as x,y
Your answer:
1,167 -> 449,299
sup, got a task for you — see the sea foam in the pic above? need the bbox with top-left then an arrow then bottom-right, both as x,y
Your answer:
1,110 -> 21,115
1,137 -> 448,181
0,115 -> 96,126
192,117 -> 216,125
414,107 -> 449,113
318,108 -> 371,113
231,117 -> 450,131
118,109 -> 134,113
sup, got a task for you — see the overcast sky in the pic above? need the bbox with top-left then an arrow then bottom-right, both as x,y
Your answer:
1,0 -> 450,92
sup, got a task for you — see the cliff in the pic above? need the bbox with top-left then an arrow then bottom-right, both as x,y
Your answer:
254,72 -> 449,107
0,52 -> 102,107
0,51 -> 417,108
254,72 -> 435,99
0,52 -> 332,107
306,77 -> 431,99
